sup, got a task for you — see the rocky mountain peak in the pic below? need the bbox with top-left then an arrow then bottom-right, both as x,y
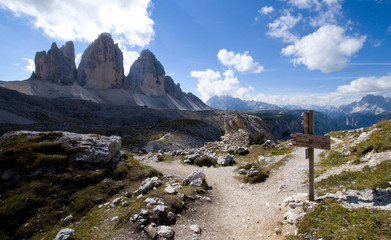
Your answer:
31,41 -> 76,85
60,41 -> 75,60
126,49 -> 166,96
77,33 -> 124,89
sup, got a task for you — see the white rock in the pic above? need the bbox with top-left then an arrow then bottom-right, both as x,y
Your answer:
54,228 -> 75,240
190,224 -> 202,234
157,225 -> 175,240
165,185 -> 177,195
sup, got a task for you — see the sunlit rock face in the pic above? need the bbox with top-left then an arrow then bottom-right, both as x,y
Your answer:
77,33 -> 124,89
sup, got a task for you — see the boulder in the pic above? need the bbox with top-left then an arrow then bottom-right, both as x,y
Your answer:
54,228 -> 75,240
77,33 -> 124,89
183,170 -> 206,187
134,177 -> 162,194
223,112 -> 275,146
190,224 -> 202,234
217,154 -> 236,166
157,225 -> 175,240
125,49 -> 166,96
32,42 -> 76,85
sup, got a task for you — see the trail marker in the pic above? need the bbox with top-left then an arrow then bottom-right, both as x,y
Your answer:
291,110 -> 331,201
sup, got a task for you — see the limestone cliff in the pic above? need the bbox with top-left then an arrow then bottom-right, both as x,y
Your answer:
31,42 -> 76,85
77,33 -> 124,89
125,49 -> 166,96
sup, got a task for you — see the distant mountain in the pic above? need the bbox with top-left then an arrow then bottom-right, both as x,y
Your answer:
206,95 -> 281,111
253,109 -> 350,139
336,94 -> 391,115
0,33 -> 210,111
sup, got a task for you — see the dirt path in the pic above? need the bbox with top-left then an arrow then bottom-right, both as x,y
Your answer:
138,147 -> 322,239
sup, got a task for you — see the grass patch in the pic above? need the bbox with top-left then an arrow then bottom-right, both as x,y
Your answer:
317,160 -> 391,195
289,199 -> 391,240
194,156 -> 217,167
316,151 -> 360,176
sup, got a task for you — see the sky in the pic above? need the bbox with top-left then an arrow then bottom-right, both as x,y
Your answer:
0,0 -> 390,107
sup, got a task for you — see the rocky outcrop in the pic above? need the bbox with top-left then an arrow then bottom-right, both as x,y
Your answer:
4,33 -> 212,111
77,33 -> 124,89
32,42 -> 76,85
164,76 -> 182,99
223,112 -> 275,146
126,49 -> 166,96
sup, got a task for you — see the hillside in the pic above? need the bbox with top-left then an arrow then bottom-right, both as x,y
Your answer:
1,113 -> 391,239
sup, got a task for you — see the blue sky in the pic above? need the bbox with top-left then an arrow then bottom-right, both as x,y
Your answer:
0,0 -> 390,107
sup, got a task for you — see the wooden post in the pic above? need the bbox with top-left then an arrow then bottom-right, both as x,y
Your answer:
308,110 -> 315,201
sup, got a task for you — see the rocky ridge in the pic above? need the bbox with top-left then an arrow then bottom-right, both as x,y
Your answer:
0,33 -> 210,111
31,42 -> 76,85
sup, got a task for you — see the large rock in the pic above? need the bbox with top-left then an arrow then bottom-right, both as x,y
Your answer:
133,177 -> 162,195
32,42 -> 76,85
125,49 -> 166,96
77,33 -> 124,89
164,76 -> 182,99
3,131 -> 121,165
183,170 -> 206,186
54,228 -> 75,240
223,112 -> 275,146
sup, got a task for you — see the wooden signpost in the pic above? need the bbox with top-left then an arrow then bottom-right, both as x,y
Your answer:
291,110 -> 331,201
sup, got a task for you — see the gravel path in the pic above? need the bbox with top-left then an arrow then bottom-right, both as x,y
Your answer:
139,147 -> 322,239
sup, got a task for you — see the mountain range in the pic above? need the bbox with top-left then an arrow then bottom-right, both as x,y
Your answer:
0,33 -> 210,111
207,95 -> 391,116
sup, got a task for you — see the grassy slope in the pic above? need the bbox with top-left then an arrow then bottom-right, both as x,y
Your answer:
288,120 -> 391,239
0,132 -> 161,239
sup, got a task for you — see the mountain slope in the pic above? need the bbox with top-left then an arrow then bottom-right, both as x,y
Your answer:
0,33 -> 210,111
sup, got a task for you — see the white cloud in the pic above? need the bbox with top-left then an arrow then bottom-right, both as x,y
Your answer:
288,0 -> 320,9
0,0 -> 154,47
387,24 -> 391,33
373,40 -> 382,48
191,69 -> 252,102
217,49 -> 264,73
23,58 -> 34,72
337,76 -> 391,94
259,6 -> 274,15
116,39 -> 139,75
75,53 -> 83,67
267,11 -> 301,43
281,25 -> 366,73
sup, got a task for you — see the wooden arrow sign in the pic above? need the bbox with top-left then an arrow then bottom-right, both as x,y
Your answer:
290,133 -> 330,150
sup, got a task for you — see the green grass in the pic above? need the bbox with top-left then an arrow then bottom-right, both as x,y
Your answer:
316,151 -> 360,176
0,132 -> 161,240
316,120 -> 391,177
317,160 -> 391,195
288,199 -> 391,240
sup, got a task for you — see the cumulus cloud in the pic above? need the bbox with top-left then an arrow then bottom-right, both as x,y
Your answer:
0,0 -> 154,47
116,39 -> 140,74
259,6 -> 274,15
191,69 -> 252,102
288,0 -> 320,9
281,25 -> 366,73
337,76 -> 391,94
75,53 -> 83,67
217,49 -> 264,73
23,58 -> 34,72
267,11 -> 301,43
